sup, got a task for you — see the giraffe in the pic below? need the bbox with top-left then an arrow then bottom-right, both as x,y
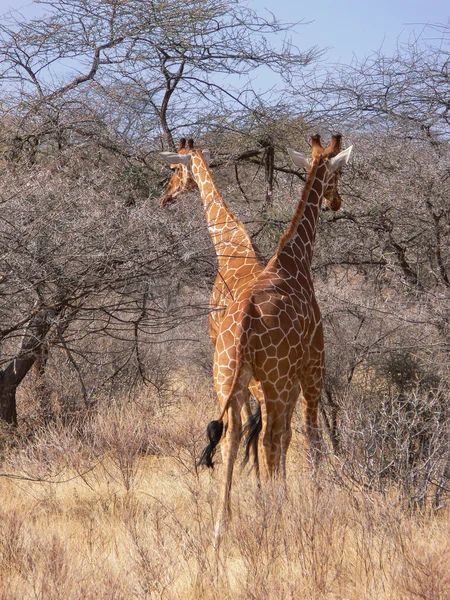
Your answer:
159,137 -> 345,352
160,136 -> 347,472
160,140 -> 265,437
158,138 -> 197,207
197,135 -> 353,541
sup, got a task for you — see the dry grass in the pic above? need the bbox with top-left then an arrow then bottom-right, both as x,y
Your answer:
1,382 -> 449,600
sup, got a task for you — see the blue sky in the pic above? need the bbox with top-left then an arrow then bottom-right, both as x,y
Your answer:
252,0 -> 449,63
0,0 -> 448,64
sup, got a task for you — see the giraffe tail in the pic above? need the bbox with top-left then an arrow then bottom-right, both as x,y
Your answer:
197,301 -> 252,470
197,419 -> 224,468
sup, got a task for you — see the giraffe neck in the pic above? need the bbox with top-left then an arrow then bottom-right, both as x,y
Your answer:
276,159 -> 326,272
190,154 -> 258,268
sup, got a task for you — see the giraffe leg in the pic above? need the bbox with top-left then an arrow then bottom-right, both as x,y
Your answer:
241,376 -> 262,426
280,385 -> 299,480
242,378 -> 263,484
261,416 -> 285,479
300,367 -> 324,467
240,402 -> 252,423
213,322 -> 252,545
214,385 -> 249,547
258,400 -> 271,480
258,387 -> 295,480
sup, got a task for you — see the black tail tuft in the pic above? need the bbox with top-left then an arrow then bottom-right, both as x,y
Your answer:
197,420 -> 224,469
242,403 -> 262,469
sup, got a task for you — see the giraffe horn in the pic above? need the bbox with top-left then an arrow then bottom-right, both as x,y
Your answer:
311,134 -> 323,158
178,138 -> 187,151
187,138 -> 194,150
328,133 -> 342,156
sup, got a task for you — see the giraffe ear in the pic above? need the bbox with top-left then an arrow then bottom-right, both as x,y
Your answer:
288,148 -> 311,170
160,152 -> 191,167
329,146 -> 353,171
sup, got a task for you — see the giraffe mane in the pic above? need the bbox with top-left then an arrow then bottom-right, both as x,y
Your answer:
276,156 -> 321,255
191,148 -> 239,219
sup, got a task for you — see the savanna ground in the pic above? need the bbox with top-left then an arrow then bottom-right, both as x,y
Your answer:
1,368 -> 449,600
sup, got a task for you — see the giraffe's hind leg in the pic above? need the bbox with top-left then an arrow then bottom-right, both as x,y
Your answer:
258,384 -> 297,481
241,377 -> 263,482
280,384 -> 299,480
213,330 -> 252,543
214,384 -> 249,546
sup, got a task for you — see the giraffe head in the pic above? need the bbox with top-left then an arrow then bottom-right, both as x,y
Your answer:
160,141 -> 211,193
158,138 -> 198,207
289,134 -> 350,211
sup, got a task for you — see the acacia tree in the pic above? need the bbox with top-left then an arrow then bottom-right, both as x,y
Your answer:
0,0 -> 322,424
0,0 -> 321,210
0,152 -> 219,424
0,0 -> 318,156
299,21 -> 450,136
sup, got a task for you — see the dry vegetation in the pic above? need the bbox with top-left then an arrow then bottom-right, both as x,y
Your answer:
1,378 -> 450,600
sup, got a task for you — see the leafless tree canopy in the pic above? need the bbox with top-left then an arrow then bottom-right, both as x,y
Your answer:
0,0 -> 318,152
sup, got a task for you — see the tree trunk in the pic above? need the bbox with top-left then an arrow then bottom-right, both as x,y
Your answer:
0,372 -> 18,425
0,309 -> 57,424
